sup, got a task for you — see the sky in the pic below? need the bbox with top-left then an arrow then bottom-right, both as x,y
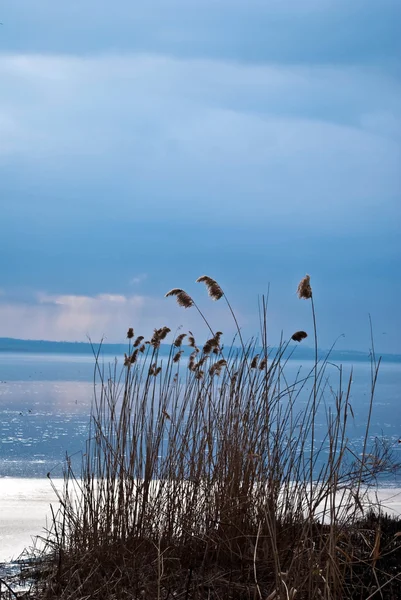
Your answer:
0,0 -> 400,352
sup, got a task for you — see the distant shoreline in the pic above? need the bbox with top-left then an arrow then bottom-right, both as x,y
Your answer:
0,337 -> 400,363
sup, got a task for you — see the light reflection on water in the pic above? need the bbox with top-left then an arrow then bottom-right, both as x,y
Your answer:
0,353 -> 400,481
0,380 -> 92,477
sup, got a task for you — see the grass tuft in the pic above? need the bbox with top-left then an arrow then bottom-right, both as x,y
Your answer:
30,275 -> 401,599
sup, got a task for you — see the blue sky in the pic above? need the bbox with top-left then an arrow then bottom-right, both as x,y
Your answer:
0,0 -> 400,351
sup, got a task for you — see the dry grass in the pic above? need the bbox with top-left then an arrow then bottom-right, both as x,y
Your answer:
28,275 -> 401,600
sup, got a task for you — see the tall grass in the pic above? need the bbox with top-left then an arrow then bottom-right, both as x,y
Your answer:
38,275 -> 400,599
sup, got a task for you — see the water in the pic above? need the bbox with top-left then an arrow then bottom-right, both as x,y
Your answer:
0,351 -> 400,563
1,352 -> 401,480
0,353 -> 116,477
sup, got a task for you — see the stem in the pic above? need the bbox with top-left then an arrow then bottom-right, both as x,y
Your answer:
224,295 -> 248,362
192,300 -> 215,338
309,294 -> 318,511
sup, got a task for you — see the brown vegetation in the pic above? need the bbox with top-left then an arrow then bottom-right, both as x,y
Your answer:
21,276 -> 401,599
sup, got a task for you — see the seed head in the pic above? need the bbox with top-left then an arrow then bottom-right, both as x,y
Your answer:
214,332 -> 223,345
159,326 -> 171,340
174,333 -> 187,347
259,357 -> 267,370
173,350 -> 183,363
127,327 -> 134,339
297,274 -> 312,300
209,359 -> 227,377
150,326 -> 171,348
291,331 -> 308,343
165,288 -> 194,309
133,335 -> 144,347
203,331 -> 222,354
250,355 -> 259,369
203,340 -> 213,354
129,349 -> 139,364
196,275 -> 224,301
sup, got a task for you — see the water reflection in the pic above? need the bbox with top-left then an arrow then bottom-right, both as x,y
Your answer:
0,380 -> 92,477
0,353 -> 400,480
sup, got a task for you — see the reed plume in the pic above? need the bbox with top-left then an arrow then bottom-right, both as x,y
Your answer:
203,331 -> 222,354
250,355 -> 259,369
174,333 -> 187,347
126,327 -> 134,339
214,331 -> 223,345
165,288 -> 194,308
159,326 -> 171,340
150,330 -> 160,349
203,340 -> 213,354
209,359 -> 227,376
130,349 -> 139,364
297,274 -> 312,300
150,326 -> 171,348
291,331 -> 308,342
188,348 -> 199,371
196,275 -> 224,301
133,335 -> 144,347
173,350 -> 183,363
123,349 -> 139,366
259,357 -> 267,370
197,356 -> 209,367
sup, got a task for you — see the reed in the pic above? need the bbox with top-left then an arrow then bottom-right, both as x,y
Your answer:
35,275 -> 400,599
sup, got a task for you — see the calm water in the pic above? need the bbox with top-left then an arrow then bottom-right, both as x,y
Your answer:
1,352 -> 401,481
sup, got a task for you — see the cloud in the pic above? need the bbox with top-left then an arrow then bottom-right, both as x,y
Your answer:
130,274 -> 148,285
0,293 -> 145,342
0,5 -> 400,356
0,53 -> 399,234
1,0 -> 399,66
0,291 -> 239,343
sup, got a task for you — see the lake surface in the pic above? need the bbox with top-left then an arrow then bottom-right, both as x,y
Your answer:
1,352 -> 401,480
0,351 -> 400,563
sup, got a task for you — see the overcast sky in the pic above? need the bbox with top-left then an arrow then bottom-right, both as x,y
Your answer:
0,0 -> 400,352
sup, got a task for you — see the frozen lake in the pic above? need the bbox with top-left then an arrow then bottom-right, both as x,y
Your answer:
0,478 -> 63,562
1,477 -> 401,563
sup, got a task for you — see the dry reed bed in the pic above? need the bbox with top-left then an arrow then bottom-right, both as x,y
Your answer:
30,275 -> 401,600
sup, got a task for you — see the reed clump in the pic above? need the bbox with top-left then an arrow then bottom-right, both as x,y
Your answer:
35,275 -> 401,600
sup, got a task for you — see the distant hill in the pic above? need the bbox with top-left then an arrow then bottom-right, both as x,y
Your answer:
0,337 -> 130,356
0,337 -> 400,363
